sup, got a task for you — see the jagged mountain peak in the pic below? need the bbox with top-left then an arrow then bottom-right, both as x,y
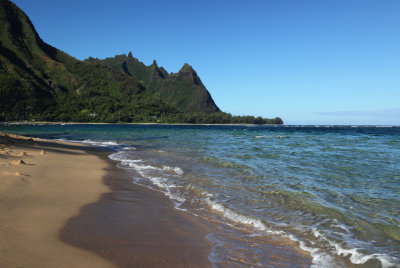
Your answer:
94,54 -> 220,114
179,63 -> 194,73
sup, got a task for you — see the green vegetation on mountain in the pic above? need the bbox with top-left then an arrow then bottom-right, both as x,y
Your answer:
0,0 -> 283,124
86,54 -> 220,114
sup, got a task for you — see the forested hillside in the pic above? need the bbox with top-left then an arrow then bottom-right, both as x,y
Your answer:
0,0 -> 282,124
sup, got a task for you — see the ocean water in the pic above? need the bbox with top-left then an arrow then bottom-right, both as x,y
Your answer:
1,124 -> 399,267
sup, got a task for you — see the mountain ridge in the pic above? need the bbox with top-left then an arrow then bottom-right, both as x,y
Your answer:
85,53 -> 220,114
0,0 -> 283,124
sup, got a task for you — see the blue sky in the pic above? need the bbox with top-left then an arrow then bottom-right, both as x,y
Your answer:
13,0 -> 400,125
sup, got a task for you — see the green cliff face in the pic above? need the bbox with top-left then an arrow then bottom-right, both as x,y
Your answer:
160,63 -> 220,114
0,0 -> 56,119
0,0 -> 282,124
0,0 -> 179,122
86,55 -> 220,114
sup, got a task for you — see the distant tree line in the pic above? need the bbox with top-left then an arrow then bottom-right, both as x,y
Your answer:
0,107 -> 283,125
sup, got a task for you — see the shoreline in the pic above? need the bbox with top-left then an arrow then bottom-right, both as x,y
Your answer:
0,130 -> 313,267
61,149 -> 215,267
0,132 -> 214,267
0,121 -> 282,126
4,122 -> 400,127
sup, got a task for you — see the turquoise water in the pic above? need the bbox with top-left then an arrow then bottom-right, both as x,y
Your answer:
1,124 -> 399,267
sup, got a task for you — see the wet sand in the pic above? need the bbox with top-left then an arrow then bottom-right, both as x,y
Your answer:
61,150 -> 215,267
0,132 -> 214,267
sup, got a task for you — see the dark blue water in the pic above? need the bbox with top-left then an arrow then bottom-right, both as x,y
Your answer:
1,124 -> 399,267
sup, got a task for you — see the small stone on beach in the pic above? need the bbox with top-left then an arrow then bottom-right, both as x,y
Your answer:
40,149 -> 45,155
18,152 -> 28,156
12,159 -> 26,165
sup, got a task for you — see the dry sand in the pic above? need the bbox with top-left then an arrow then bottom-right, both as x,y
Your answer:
0,132 -> 114,267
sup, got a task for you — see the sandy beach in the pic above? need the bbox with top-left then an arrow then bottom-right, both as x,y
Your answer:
0,132 -> 213,267
0,132 -> 113,267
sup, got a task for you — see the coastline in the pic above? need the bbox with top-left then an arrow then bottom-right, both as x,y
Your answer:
0,121 -> 281,126
0,132 -> 214,267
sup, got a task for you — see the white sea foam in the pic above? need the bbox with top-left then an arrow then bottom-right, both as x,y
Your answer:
131,177 -> 186,207
296,239 -> 338,268
332,222 -> 351,233
205,197 -> 284,235
204,198 -> 399,268
332,243 -> 398,267
122,146 -> 136,151
309,225 -> 399,267
82,139 -> 119,147
203,197 -> 346,267
122,159 -> 143,164
147,177 -> 185,201
110,153 -> 183,176
255,135 -> 287,139
56,138 -> 121,148
129,162 -> 159,172
162,166 -> 184,175
109,152 -> 138,162
109,150 -> 187,206
311,227 -> 323,238
109,152 -> 125,161
146,176 -> 169,190
202,195 -> 349,267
